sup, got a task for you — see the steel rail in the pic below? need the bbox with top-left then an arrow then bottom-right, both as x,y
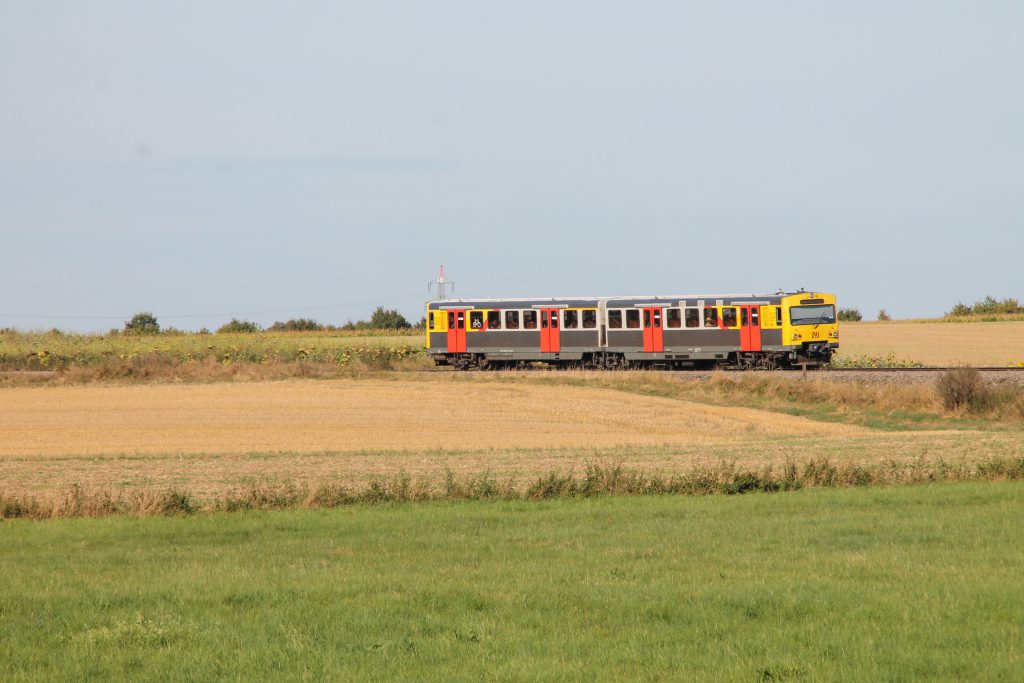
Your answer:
820,366 -> 1024,373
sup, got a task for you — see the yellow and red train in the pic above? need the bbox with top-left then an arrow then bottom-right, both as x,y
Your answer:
425,290 -> 838,370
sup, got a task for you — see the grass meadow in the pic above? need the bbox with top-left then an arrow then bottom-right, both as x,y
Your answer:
2,482 -> 1022,680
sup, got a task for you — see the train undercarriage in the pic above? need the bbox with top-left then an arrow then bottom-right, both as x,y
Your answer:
433,344 -> 835,372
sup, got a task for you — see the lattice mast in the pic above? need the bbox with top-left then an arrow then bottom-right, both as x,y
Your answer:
427,265 -> 455,300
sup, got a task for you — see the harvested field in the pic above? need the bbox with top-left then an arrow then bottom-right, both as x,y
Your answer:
0,377 -> 865,459
1,375 -> 1021,503
838,321 -> 1024,366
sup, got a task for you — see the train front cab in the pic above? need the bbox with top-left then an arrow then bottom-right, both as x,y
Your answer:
780,292 -> 839,364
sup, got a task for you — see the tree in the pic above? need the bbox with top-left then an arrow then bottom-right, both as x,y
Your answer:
877,309 -> 891,322
837,308 -> 862,322
369,307 -> 411,329
217,318 -> 261,334
946,303 -> 972,317
946,296 -> 1022,317
268,318 -> 323,332
124,311 -> 160,335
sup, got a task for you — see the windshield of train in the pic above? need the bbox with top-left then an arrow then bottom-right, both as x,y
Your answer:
790,305 -> 836,326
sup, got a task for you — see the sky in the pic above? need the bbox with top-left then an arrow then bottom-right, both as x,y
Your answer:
1,1 -> 1021,331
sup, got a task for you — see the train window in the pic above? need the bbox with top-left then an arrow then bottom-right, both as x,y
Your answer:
563,309 -> 578,329
741,309 -> 748,326
626,310 -> 640,329
685,308 -> 700,328
428,313 -> 436,330
666,308 -> 681,328
790,305 -> 836,326
582,309 -> 597,329
776,307 -> 783,326
608,310 -> 622,328
703,308 -> 718,327
505,310 -> 520,329
751,309 -> 759,326
523,310 -> 538,329
487,311 -> 501,329
448,312 -> 456,328
722,307 -> 737,328
643,310 -> 651,328
470,311 -> 484,329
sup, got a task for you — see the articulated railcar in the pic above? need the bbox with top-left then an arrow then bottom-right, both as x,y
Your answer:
425,290 -> 838,370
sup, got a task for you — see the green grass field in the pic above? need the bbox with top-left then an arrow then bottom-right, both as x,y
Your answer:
2,482 -> 1021,681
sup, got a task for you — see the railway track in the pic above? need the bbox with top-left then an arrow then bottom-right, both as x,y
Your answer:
427,365 -> 1024,374
820,366 -> 1024,373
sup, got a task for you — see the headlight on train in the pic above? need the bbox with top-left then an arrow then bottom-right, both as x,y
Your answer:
828,331 -> 839,338
791,332 -> 801,340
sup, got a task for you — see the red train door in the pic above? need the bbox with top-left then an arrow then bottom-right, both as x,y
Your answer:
539,309 -> 561,353
447,310 -> 467,353
643,307 -> 664,352
740,306 -> 762,352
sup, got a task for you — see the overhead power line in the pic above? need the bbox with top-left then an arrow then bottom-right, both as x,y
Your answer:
0,267 -> 427,292
0,294 -> 427,321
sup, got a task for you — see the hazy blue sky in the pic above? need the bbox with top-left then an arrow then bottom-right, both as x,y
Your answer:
1,1 -> 1021,331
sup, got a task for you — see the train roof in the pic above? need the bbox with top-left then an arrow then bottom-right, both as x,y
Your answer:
427,291 -> 823,309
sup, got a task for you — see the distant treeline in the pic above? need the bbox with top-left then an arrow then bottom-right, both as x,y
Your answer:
217,307 -> 419,334
106,307 -> 422,335
835,295 -> 1021,323
945,296 -> 1022,317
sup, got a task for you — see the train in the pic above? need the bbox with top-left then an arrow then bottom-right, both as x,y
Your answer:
425,290 -> 838,370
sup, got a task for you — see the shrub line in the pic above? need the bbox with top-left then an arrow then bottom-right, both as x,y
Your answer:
3,457 -> 1023,521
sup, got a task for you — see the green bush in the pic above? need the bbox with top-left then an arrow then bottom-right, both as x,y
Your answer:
877,309 -> 891,321
124,312 -> 160,335
946,296 -> 1022,317
217,319 -> 261,334
947,303 -> 973,317
837,308 -> 862,322
369,307 -> 411,329
268,318 -> 323,332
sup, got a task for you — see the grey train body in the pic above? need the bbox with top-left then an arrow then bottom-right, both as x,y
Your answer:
426,292 -> 838,370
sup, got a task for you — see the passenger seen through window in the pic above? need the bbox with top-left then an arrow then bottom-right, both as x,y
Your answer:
487,311 -> 501,329
523,311 -> 537,329
703,308 -> 718,327
505,310 -> 520,329
722,307 -> 737,328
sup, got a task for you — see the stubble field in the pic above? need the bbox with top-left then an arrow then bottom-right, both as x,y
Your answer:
836,320 -> 1024,366
2,372 -> 1022,507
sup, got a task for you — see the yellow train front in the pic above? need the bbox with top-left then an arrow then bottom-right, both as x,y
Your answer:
425,291 -> 838,370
